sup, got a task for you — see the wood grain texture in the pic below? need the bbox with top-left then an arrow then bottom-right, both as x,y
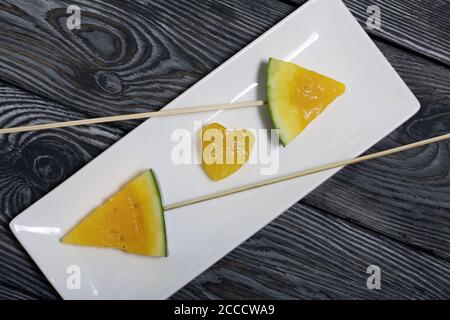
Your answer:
285,0 -> 450,66
0,80 -> 124,299
0,0 -> 291,130
0,0 -> 449,300
173,202 -> 450,299
303,39 -> 450,259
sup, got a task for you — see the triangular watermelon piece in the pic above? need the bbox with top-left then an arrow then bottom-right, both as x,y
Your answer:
62,170 -> 167,257
267,58 -> 346,146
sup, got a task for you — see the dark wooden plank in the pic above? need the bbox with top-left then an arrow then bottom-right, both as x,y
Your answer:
283,0 -> 450,66
303,39 -> 450,259
173,202 -> 450,299
0,80 -> 124,299
0,0 -> 292,130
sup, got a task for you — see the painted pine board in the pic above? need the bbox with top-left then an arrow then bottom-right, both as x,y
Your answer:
0,81 -> 123,299
173,202 -> 450,299
0,0 -> 449,299
0,0 -> 292,130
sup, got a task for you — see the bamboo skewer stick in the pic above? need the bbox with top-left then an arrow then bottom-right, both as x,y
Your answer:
0,100 -> 266,134
164,132 -> 450,211
3,96 -> 448,211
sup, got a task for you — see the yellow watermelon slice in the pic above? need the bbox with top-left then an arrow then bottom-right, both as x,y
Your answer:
201,122 -> 255,181
267,58 -> 346,146
62,170 -> 167,257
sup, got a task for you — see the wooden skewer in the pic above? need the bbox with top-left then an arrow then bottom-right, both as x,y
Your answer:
0,100 -> 266,134
4,96 -> 447,211
164,132 -> 450,211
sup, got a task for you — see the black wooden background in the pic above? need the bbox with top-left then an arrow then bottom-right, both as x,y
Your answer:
0,0 -> 449,299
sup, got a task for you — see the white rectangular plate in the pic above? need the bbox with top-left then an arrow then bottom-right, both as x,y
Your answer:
10,0 -> 420,299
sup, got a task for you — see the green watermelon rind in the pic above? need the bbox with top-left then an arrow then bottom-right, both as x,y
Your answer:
147,169 -> 168,257
267,57 -> 292,147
